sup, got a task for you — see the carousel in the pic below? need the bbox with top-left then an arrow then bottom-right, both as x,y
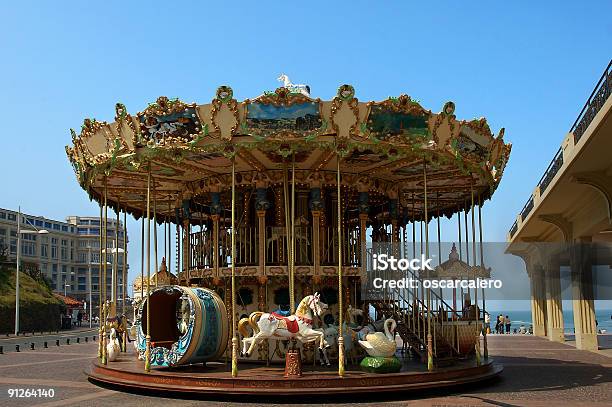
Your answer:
67,76 -> 510,396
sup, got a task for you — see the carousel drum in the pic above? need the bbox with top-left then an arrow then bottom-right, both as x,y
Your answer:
135,285 -> 228,367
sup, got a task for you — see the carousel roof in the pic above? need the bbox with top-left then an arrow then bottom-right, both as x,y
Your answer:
65,84 -> 511,223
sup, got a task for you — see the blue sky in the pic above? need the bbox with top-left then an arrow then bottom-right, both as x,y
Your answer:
1,1 -> 611,304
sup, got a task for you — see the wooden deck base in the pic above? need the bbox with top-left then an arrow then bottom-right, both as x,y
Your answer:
87,355 -> 503,397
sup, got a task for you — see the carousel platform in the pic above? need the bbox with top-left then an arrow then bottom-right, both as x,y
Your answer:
87,354 -> 502,397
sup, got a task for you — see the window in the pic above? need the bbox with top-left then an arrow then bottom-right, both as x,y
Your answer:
78,251 -> 87,263
51,246 -> 58,259
51,237 -> 58,244
10,238 -> 16,254
61,239 -> 67,246
8,213 -> 16,221
41,244 -> 48,257
61,225 -> 68,232
90,220 -> 100,226
22,241 -> 36,256
53,224 -> 60,231
26,218 -> 35,226
0,212 -> 5,219
44,222 -> 52,229
0,227 -> 5,236
62,265 -> 67,274
78,285 -> 86,291
61,247 -> 68,261
52,264 -> 58,273
89,228 -> 99,235
35,220 -> 43,227
78,228 -> 89,235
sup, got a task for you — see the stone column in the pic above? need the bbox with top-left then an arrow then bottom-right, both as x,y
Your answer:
309,187 -> 323,277
570,237 -> 598,351
530,265 -> 547,338
255,187 -> 270,276
545,259 -> 565,342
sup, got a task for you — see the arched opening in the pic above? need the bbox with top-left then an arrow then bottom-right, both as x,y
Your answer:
141,288 -> 184,349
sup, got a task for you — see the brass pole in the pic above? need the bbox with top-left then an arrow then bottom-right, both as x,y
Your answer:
471,186 -> 481,365
337,153 -> 344,377
479,196 -> 488,359
168,200 -> 172,276
231,157 -> 239,377
464,203 -> 469,266
98,202 -> 103,360
114,201 -> 119,306
140,215 -> 144,302
424,162 -> 433,371
458,204 -> 462,261
153,184 -> 158,288
102,178 -> 108,365
282,162 -> 293,312
122,209 -> 127,317
291,154 -> 296,313
144,166 -> 152,372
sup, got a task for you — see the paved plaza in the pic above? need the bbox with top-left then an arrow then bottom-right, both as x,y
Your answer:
0,334 -> 609,406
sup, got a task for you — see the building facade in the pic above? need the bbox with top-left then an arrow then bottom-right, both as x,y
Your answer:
0,208 -> 128,312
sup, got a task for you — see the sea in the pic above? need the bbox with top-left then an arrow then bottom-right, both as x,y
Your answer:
487,309 -> 612,334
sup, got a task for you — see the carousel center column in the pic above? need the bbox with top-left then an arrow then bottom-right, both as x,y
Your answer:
255,185 -> 270,361
309,185 -> 323,276
210,190 -> 222,278
182,198 -> 191,284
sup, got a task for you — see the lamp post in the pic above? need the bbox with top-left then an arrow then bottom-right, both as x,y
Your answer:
89,251 -> 111,328
102,243 -> 125,305
14,207 -> 49,335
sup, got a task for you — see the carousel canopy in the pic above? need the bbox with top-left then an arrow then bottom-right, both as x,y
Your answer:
65,84 -> 511,223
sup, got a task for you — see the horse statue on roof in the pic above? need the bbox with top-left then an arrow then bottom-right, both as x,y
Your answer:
277,74 -> 311,97
238,293 -> 331,366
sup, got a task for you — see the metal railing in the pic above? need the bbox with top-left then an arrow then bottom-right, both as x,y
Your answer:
538,147 -> 564,194
571,59 -> 612,143
509,221 -> 518,239
520,196 -> 534,221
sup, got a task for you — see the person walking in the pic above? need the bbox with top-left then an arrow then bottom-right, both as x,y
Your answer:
484,313 -> 491,335
505,315 -> 511,334
77,311 -> 83,327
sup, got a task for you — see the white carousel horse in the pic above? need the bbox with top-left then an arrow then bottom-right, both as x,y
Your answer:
277,74 -> 310,96
358,318 -> 397,357
238,293 -> 331,366
107,328 -> 121,362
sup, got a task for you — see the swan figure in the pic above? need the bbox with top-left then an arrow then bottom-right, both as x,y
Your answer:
358,318 -> 397,357
107,327 -> 121,362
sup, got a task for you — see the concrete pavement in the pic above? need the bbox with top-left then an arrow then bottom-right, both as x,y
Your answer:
0,335 -> 609,406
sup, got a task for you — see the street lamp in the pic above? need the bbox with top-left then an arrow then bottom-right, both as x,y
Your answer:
15,206 -> 49,335
102,245 -> 125,304
88,245 -> 111,329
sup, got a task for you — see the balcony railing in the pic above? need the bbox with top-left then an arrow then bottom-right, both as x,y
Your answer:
520,196 -> 534,221
571,59 -> 612,143
509,221 -> 518,239
538,147 -> 564,194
